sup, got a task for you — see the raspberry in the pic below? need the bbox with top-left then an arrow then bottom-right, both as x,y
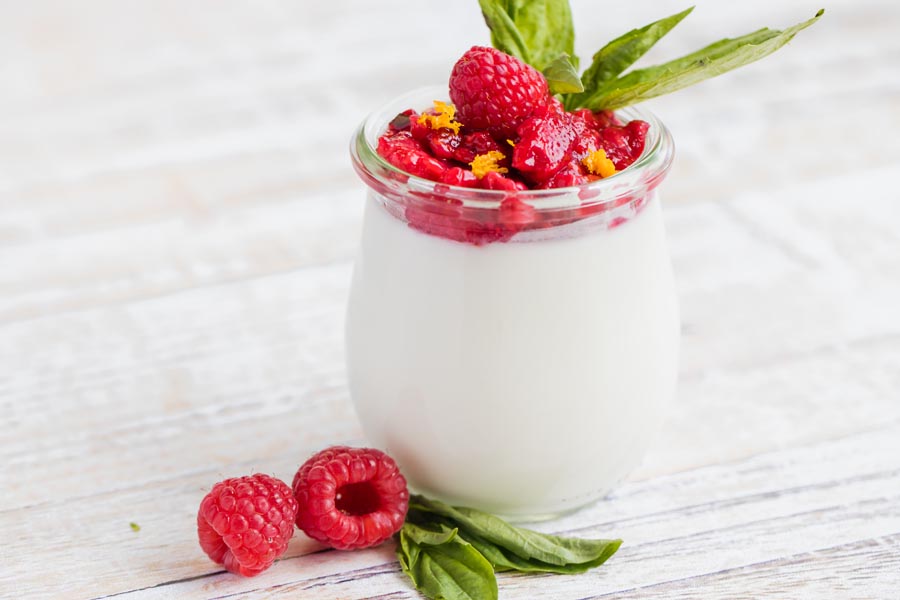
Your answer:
453,131 -> 504,164
624,119 -> 650,158
449,46 -> 549,138
512,105 -> 580,185
440,166 -> 479,187
540,159 -> 589,189
197,474 -> 298,577
479,171 -> 527,191
378,130 -> 451,181
598,120 -> 650,171
426,130 -> 463,160
292,446 -> 409,550
387,109 -> 415,132
572,108 -> 622,130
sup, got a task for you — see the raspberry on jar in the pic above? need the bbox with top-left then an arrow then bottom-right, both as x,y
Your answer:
449,46 -> 550,138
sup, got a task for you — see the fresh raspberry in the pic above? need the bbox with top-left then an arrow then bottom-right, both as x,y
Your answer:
449,46 -> 549,138
292,446 -> 409,550
197,474 -> 298,577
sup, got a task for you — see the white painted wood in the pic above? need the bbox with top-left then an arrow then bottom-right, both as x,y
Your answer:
1,0 -> 898,599
36,424 -> 892,600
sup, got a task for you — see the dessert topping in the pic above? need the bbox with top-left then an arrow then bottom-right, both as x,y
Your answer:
449,45 -> 550,138
469,150 -> 509,179
417,100 -> 462,134
582,149 -> 617,178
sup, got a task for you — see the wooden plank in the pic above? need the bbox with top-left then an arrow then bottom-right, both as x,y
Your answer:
0,185 -> 363,323
28,423 -> 891,600
585,535 -> 900,599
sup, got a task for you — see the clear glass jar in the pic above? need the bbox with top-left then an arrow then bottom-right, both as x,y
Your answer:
347,87 -> 678,519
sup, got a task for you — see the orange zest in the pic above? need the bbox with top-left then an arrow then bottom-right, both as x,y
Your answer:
417,100 -> 462,134
469,151 -> 508,179
582,149 -> 617,178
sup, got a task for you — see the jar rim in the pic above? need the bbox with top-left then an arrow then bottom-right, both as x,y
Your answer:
350,85 -> 675,211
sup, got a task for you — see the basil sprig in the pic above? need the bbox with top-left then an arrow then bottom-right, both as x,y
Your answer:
477,0 -> 823,109
397,494 -> 622,600
584,9 -> 825,110
564,7 -> 694,110
478,0 -> 583,94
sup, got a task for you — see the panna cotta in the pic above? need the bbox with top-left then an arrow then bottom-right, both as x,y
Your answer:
347,88 -> 678,518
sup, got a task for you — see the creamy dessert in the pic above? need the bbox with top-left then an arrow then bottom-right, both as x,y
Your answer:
347,75 -> 679,516
347,181 -> 678,516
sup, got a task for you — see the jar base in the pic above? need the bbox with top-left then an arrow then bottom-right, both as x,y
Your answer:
407,483 -> 616,525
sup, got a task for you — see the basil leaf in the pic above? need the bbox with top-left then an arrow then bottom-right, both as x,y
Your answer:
478,0 -> 577,71
585,9 -> 824,110
543,53 -> 584,94
398,528 -> 420,576
478,0 -> 531,64
403,521 -> 459,546
410,495 -> 622,567
505,0 -> 577,70
565,7 -> 694,110
461,527 -> 622,574
398,523 -> 498,600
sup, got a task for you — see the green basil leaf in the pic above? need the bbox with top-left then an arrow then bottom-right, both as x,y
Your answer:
397,528 -> 419,576
478,0 -> 577,71
543,53 -> 584,94
403,521 -> 459,546
399,523 -> 499,600
478,0 -> 531,64
461,527 -> 622,574
565,7 -> 693,110
410,495 -> 622,567
504,0 -> 577,70
584,9 -> 824,110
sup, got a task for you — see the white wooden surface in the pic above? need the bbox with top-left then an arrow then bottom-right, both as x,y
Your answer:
2,1 -> 899,599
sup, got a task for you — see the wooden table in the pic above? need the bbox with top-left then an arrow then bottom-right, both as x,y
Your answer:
2,1 -> 899,598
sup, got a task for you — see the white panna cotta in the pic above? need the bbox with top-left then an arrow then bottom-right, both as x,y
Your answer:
346,193 -> 679,518
347,88 -> 678,518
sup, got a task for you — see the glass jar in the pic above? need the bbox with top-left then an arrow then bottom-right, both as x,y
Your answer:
347,87 -> 678,519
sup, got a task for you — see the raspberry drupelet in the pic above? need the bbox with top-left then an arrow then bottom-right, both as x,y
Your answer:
292,446 -> 409,550
197,474 -> 298,577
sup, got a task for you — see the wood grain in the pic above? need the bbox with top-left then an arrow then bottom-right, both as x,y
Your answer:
1,0 -> 898,598
42,424 -> 893,600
